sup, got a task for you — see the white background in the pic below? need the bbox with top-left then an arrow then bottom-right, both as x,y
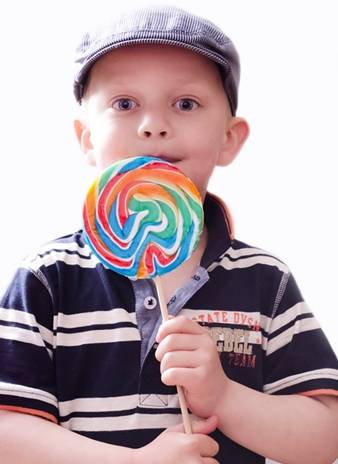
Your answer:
0,0 -> 337,353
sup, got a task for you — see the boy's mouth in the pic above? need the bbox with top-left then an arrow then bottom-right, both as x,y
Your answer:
149,153 -> 181,164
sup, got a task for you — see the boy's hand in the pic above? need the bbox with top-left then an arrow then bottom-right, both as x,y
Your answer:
155,316 -> 228,418
133,415 -> 219,464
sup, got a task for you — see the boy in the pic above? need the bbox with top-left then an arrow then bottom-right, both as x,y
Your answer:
0,5 -> 337,464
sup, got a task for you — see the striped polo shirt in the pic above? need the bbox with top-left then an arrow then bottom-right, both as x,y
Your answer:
1,193 -> 337,463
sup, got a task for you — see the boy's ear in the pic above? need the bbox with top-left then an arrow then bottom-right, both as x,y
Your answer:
218,117 -> 250,166
73,119 -> 97,167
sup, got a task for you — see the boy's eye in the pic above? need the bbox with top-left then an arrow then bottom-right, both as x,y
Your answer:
112,98 -> 137,111
176,98 -> 199,111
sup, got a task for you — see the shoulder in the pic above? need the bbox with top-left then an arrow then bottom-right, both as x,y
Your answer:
22,230 -> 99,273
208,239 -> 290,275
15,231 -> 102,307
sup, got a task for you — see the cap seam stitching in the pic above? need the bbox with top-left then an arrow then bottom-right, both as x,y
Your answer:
85,30 -> 230,46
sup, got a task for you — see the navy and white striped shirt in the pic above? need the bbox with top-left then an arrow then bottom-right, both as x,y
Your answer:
1,193 -> 337,463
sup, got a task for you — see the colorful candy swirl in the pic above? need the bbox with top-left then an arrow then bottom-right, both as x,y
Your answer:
83,156 -> 204,279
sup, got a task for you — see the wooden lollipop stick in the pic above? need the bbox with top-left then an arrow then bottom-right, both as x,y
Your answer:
154,276 -> 193,434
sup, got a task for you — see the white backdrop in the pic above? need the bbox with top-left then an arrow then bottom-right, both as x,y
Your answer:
0,0 -> 337,353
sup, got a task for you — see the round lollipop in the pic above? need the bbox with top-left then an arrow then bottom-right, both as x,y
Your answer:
83,155 -> 204,280
82,155 -> 205,434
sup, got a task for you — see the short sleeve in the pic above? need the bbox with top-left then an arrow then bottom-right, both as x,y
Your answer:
0,267 -> 59,422
263,272 -> 338,397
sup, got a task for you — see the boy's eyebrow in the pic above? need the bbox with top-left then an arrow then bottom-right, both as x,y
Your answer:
103,78 -> 213,91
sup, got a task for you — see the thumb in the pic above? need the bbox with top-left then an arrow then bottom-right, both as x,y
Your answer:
192,415 -> 218,435
166,415 -> 218,435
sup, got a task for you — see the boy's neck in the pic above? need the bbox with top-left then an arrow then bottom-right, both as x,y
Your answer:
158,226 -> 208,304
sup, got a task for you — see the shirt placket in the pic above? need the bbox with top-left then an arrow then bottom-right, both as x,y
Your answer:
131,267 -> 209,408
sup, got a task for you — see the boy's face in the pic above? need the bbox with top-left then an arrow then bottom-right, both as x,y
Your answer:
75,44 -> 245,198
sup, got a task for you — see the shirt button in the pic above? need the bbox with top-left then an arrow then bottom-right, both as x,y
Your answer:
144,296 -> 157,310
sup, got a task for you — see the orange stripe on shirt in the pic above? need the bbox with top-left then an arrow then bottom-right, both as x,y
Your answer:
0,405 -> 58,423
299,389 -> 338,397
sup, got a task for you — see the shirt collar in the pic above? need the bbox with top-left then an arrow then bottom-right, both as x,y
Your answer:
201,192 -> 234,268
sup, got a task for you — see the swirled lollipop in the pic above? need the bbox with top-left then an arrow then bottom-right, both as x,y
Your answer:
83,156 -> 204,280
82,155 -> 204,434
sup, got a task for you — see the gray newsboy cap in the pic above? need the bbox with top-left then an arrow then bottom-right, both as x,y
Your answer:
74,6 -> 240,115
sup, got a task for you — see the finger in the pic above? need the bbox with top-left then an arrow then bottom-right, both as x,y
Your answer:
156,315 -> 205,343
163,422 -> 185,433
155,333 -> 201,361
192,415 -> 218,435
159,350 -> 199,373
197,434 -> 219,457
203,458 -> 219,464
156,332 -> 218,363
161,366 -> 200,387
165,415 -> 218,435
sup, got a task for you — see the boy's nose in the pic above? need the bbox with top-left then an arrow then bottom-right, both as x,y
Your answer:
141,130 -> 167,138
137,115 -> 171,139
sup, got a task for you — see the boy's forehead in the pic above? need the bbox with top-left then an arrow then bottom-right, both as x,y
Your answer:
85,44 -> 226,105
73,6 -> 240,114
91,44 -> 222,81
